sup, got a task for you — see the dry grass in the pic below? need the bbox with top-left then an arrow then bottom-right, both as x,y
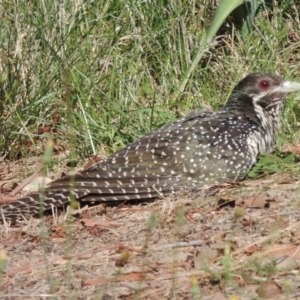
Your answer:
1,158 -> 300,299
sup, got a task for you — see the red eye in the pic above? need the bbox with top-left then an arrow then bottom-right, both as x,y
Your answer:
259,80 -> 270,90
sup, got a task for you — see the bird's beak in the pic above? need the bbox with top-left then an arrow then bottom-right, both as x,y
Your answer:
278,80 -> 300,93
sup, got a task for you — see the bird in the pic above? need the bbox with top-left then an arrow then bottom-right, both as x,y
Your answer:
1,73 -> 300,224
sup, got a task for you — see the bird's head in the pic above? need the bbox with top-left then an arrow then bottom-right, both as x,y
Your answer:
225,73 -> 300,121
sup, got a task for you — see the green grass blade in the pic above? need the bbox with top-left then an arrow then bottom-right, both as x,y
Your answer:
174,0 -> 245,100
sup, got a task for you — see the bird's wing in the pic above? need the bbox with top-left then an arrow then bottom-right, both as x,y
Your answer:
0,110 -> 254,223
47,109 -> 253,196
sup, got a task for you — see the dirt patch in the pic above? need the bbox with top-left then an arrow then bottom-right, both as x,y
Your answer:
0,168 -> 300,299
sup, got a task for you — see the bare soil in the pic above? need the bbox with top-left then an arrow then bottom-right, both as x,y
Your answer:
1,158 -> 300,299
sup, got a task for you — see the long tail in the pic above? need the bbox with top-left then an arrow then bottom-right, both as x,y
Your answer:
0,175 -> 168,224
0,191 -> 76,224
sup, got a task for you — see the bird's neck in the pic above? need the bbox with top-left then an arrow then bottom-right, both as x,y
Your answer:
224,91 -> 285,154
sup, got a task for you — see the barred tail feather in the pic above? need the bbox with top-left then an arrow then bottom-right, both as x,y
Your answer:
0,178 -> 168,224
0,191 -> 84,224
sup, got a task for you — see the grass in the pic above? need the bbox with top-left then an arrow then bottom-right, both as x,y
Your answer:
1,0 -> 300,162
1,0 -> 300,299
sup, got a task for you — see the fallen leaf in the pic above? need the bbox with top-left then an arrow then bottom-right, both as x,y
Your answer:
286,144 -> 300,155
0,194 -> 17,204
273,255 -> 298,269
22,176 -> 52,192
50,226 -> 66,238
243,244 -> 260,256
261,254 -> 299,270
80,219 -> 120,228
264,244 -> 300,259
217,194 -> 236,207
241,216 -> 254,227
257,281 -> 282,299
194,244 -> 219,269
210,292 -> 226,300
243,196 -> 268,208
84,155 -> 103,170
266,199 -> 279,208
83,272 -> 145,286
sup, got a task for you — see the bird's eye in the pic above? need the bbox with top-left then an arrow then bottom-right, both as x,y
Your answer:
259,80 -> 270,90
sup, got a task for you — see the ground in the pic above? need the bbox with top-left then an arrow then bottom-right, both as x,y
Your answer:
1,158 -> 300,299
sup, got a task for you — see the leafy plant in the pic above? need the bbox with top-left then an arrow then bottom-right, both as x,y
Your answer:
247,152 -> 300,178
175,0 -> 274,99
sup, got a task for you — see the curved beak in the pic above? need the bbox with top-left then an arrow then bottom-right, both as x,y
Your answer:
278,80 -> 300,93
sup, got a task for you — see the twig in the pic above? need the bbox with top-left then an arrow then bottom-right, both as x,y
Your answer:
153,240 -> 203,250
119,282 -> 148,291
